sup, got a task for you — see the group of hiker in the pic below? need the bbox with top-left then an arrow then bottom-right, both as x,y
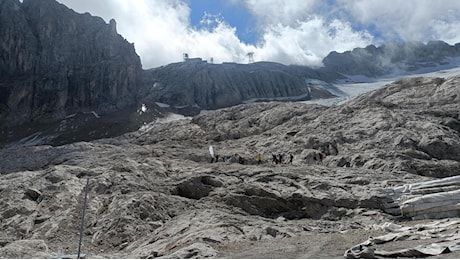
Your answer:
209,144 -> 334,166
210,153 -> 245,164
210,151 -> 294,165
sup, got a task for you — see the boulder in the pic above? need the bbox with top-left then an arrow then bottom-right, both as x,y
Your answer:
0,239 -> 50,258
24,188 -> 41,201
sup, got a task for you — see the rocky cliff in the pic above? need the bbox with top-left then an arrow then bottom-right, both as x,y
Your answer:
323,41 -> 460,77
142,60 -> 342,111
0,0 -> 142,127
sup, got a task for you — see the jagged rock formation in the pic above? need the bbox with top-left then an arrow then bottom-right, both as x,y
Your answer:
0,0 -> 142,127
1,74 -> 460,258
323,41 -> 460,77
142,60 -> 342,111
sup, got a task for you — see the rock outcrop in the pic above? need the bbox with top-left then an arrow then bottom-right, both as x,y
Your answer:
0,0 -> 142,127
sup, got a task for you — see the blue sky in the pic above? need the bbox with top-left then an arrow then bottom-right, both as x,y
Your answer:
189,0 -> 258,44
189,0 -> 385,44
57,0 -> 460,69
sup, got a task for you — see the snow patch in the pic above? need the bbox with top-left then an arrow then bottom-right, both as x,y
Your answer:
137,104 -> 148,114
155,102 -> 171,108
139,113 -> 190,132
89,111 -> 100,118
82,111 -> 100,118
65,113 -> 77,119
155,113 -> 189,123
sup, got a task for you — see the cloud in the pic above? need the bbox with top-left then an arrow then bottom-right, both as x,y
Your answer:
57,0 -> 460,69
337,0 -> 460,44
230,0 -> 373,66
59,0 -> 254,67
256,17 -> 373,66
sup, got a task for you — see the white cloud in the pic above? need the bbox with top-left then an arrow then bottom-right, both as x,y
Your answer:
337,0 -> 460,44
56,0 -> 460,69
256,17 -> 373,66
58,0 -> 253,67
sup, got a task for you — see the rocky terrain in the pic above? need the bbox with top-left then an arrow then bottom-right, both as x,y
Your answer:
1,74 -> 460,258
2,1 -> 460,258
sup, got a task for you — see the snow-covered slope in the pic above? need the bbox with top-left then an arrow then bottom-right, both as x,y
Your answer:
304,63 -> 460,107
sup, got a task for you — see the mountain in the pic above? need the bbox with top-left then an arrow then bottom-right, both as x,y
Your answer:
323,41 -> 460,78
141,60 -> 343,111
141,41 -> 460,112
1,74 -> 460,258
0,0 -> 142,128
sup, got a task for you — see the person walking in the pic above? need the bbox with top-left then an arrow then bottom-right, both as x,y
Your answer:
272,154 -> 277,164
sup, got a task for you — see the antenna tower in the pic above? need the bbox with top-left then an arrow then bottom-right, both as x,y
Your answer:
247,52 -> 254,63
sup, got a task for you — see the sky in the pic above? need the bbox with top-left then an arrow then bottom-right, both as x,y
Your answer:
56,0 -> 460,69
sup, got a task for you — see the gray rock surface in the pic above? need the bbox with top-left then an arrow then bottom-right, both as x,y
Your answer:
1,74 -> 460,258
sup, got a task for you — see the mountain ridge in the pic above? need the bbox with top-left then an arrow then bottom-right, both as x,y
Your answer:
323,40 -> 460,77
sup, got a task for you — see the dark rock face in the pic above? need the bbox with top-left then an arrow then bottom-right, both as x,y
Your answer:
0,0 -> 142,127
142,60 -> 342,110
323,41 -> 460,77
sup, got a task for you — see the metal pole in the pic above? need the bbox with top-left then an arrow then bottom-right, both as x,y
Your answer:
77,178 -> 90,259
